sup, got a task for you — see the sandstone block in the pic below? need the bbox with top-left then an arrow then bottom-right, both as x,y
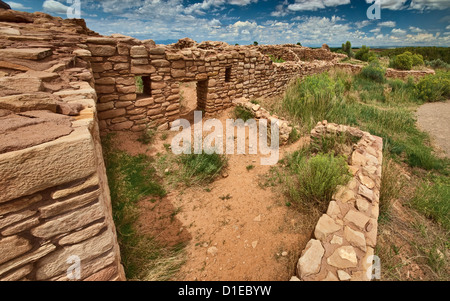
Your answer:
152,60 -> 170,67
58,222 -> 106,246
98,108 -> 126,120
149,47 -> 165,55
327,246 -> 358,269
130,46 -> 147,58
135,98 -> 154,107
40,189 -> 100,218
314,214 -> 341,241
35,230 -> 114,280
344,226 -> 366,251
0,244 -> 55,277
110,121 -> 134,131
88,45 -> 116,56
344,210 -> 370,231
0,264 -> 32,281
31,202 -> 104,239
0,194 -> 42,216
297,239 -> 324,278
1,217 -> 39,236
0,48 -> 52,60
131,65 -> 156,74
0,236 -> 32,265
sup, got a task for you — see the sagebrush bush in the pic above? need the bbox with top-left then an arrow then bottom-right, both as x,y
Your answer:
287,152 -> 350,210
361,60 -> 386,83
426,59 -> 450,69
415,71 -> 450,102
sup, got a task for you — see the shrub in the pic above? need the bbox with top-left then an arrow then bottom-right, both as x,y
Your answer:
355,45 -> 376,62
415,72 -> 450,102
342,41 -> 354,58
297,42 -> 302,46
426,59 -> 450,69
179,151 -> 228,185
234,105 -> 255,121
390,52 -> 413,70
361,60 -> 386,83
253,41 -> 258,46
287,152 -> 351,210
412,54 -> 424,66
137,127 -> 156,145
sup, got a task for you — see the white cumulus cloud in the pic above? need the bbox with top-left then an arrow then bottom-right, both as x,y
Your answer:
6,1 -> 31,10
288,0 -> 350,11
43,0 -> 70,14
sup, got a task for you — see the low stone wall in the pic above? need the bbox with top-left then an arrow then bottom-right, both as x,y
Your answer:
232,97 -> 293,144
336,62 -> 435,79
292,121 -> 383,281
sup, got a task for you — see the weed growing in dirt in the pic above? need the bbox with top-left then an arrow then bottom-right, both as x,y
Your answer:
246,164 -> 255,171
138,126 -> 156,145
178,151 -> 228,186
233,105 -> 255,121
102,134 -> 184,280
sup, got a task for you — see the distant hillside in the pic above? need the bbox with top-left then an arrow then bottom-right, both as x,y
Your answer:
377,47 -> 450,63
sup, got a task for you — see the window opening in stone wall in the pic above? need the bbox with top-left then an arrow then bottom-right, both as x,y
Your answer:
225,67 -> 231,82
135,76 -> 151,97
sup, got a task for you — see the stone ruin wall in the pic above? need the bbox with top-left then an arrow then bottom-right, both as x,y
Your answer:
0,9 -> 124,281
336,62 -> 435,79
82,38 -> 344,133
292,122 -> 383,281
0,8 -> 432,281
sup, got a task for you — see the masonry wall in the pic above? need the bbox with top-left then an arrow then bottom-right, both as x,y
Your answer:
80,38 -> 343,133
0,10 -> 125,281
292,121 -> 383,281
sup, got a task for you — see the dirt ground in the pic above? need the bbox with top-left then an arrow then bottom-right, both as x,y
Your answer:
416,99 -> 450,158
111,103 -> 315,281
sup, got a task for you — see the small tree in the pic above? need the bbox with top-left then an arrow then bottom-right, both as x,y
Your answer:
297,42 -> 302,46
253,41 -> 258,46
355,45 -> 376,62
342,41 -> 354,58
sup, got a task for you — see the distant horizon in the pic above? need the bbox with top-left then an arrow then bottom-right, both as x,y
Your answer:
6,0 -> 450,47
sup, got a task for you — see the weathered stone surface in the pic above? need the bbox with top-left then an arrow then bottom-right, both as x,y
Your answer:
149,47 -> 165,55
321,271 -> 339,281
359,173 -> 375,189
39,189 -> 100,218
365,218 -> 378,247
0,194 -> 42,216
0,210 -> 36,229
330,235 -> 343,245
314,214 -> 341,241
356,198 -> 370,212
0,264 -> 32,281
130,46 -> 147,58
130,65 -> 156,74
88,45 -> 116,56
98,108 -> 126,120
31,202 -> 104,239
1,216 -> 39,236
0,48 -> 52,60
84,265 -> 117,281
289,276 -> 301,281
73,49 -> 92,57
333,186 -> 355,203
0,27 -> 20,35
337,270 -> 351,281
344,226 -> 366,251
297,239 -> 324,278
344,210 -> 370,230
86,37 -> 116,45
51,174 -> 99,199
35,230 -> 114,280
326,200 -> 341,217
0,76 -> 42,93
0,244 -> 55,277
0,236 -> 32,265
351,151 -> 367,166
58,222 -> 106,246
359,185 -> 375,202
327,246 -> 358,269
0,127 -> 97,203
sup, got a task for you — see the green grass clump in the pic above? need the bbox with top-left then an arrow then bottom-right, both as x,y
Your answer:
410,175 -> 450,231
234,106 -> 255,121
285,150 -> 351,211
179,151 -> 228,185
425,59 -> 450,70
269,54 -> 285,63
102,134 -> 184,280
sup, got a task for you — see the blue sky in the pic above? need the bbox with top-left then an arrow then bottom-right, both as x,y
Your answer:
6,0 -> 450,47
